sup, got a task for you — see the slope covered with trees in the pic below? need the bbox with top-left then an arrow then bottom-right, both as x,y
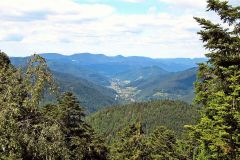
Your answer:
115,65 -> 169,82
53,71 -> 118,113
10,57 -> 119,113
127,67 -> 197,102
87,100 -> 199,140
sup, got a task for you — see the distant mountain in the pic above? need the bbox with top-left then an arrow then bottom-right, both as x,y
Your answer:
11,55 -> 111,86
53,71 -> 118,113
47,61 -> 110,86
39,53 -> 206,73
11,53 -> 204,85
115,65 -> 169,82
127,67 -> 197,102
154,58 -> 205,72
87,100 -> 200,140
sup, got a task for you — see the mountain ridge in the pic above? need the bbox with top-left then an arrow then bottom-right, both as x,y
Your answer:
11,53 -> 203,112
12,53 -> 206,72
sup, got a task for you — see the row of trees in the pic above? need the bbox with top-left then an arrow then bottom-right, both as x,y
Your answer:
0,0 -> 239,159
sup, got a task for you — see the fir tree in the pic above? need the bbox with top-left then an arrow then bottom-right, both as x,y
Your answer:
188,0 -> 240,159
43,92 -> 109,160
148,126 -> 180,160
0,52 -> 24,159
110,123 -> 150,160
0,52 -> 60,159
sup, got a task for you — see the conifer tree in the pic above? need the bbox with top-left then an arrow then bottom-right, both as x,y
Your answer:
189,0 -> 240,159
110,123 -> 150,160
0,52 -> 65,159
0,51 -> 24,159
44,92 -> 109,160
148,126 -> 180,159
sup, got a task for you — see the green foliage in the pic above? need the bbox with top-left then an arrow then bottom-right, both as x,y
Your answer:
110,123 -> 150,160
42,92 -> 109,160
188,0 -> 240,159
24,54 -> 57,107
87,100 -> 199,141
147,126 -> 180,159
110,124 -> 185,160
0,52 -> 108,159
0,52 -> 56,159
0,51 -> 11,67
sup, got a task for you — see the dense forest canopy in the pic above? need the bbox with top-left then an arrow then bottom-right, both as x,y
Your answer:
0,0 -> 239,159
87,100 -> 199,140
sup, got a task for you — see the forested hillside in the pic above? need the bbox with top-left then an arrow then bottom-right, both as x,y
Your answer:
10,57 -> 119,113
53,71 -> 118,113
126,67 -> 197,102
87,100 -> 199,140
115,65 -> 169,81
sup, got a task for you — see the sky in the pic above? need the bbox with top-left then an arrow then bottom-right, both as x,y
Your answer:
0,0 -> 238,58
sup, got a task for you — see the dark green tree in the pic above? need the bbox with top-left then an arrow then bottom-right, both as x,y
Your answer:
0,52 -> 61,159
43,92 -> 109,160
188,0 -> 240,159
110,123 -> 150,160
0,51 -> 24,159
59,92 -> 108,160
147,126 -> 181,160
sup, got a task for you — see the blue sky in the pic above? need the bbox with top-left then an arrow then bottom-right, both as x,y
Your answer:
74,0 -> 169,14
0,0 -> 237,58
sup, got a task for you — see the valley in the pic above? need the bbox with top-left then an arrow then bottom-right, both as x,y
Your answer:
11,53 -> 204,112
109,79 -> 140,102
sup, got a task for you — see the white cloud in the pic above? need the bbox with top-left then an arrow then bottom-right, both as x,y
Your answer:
0,0 -> 215,58
0,0 -> 115,21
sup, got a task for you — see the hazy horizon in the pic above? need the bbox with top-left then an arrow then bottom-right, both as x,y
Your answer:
10,52 -> 207,59
0,0 -> 238,58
